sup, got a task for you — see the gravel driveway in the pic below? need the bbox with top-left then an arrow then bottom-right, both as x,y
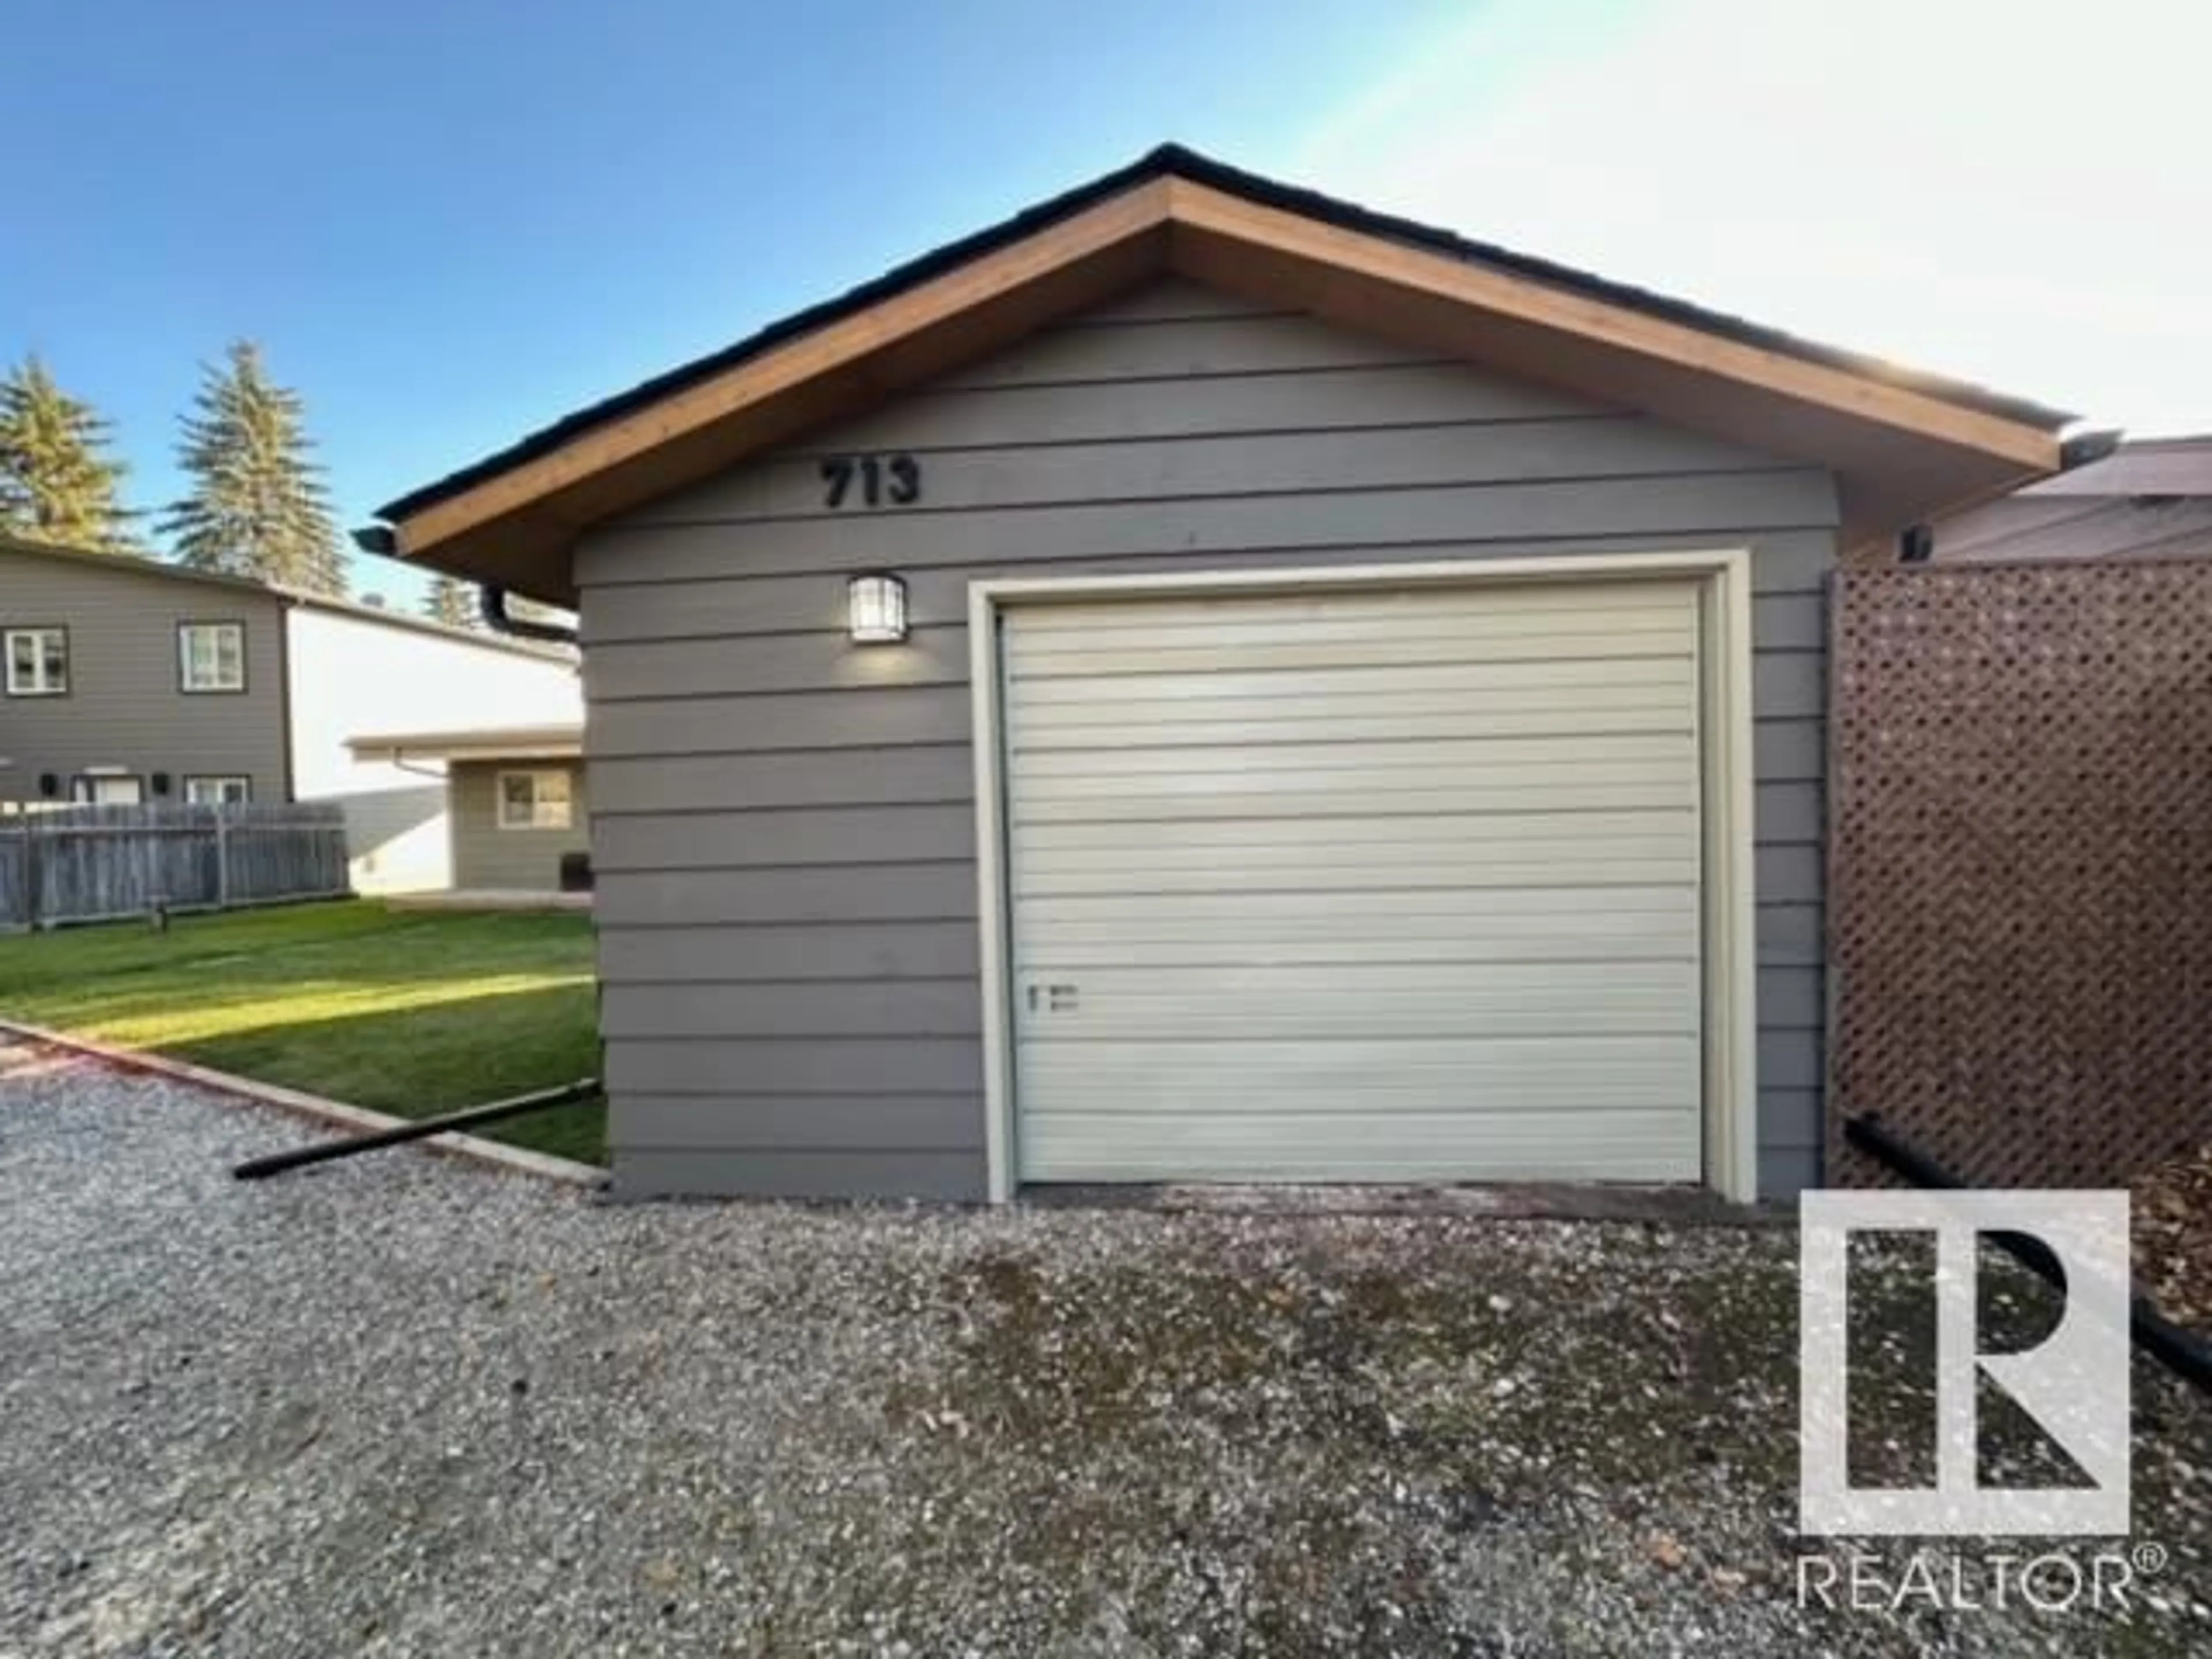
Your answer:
4,1036 -> 2210,1657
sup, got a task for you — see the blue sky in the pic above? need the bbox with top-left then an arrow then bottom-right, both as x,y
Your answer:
10,0 -> 2208,603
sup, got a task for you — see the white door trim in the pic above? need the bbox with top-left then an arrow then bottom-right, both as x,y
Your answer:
968,548 -> 1761,1203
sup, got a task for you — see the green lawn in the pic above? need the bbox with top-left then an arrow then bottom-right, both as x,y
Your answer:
0,899 -> 606,1163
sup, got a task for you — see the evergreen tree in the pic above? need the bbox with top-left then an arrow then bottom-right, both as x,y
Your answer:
0,355 -> 135,550
425,573 -> 478,629
160,342 -> 347,594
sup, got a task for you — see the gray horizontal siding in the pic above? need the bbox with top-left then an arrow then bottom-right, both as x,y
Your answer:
601,979 -> 980,1040
632,420 -> 1794,527
604,1036 -> 983,1095
0,554 -> 287,803
596,921 -> 982,983
448,760 -> 589,890
589,747 -> 971,815
588,688 -> 974,755
581,532 -> 1833,645
620,1093 -> 982,1151
801,361 -> 1607,456
586,472 -> 1836,587
593,862 -> 976,927
1759,1145 -> 1820,1199
930,307 -> 1447,388
575,282 -> 1840,1201
590,802 -> 975,870
612,1149 -> 983,1202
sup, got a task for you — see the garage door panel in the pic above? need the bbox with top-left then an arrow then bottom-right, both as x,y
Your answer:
1017,809 -> 1695,852
1016,755 -> 1695,798
1009,732 -> 1693,777
1012,657 -> 1696,706
1014,779 -> 1699,821
1005,609 -> 1694,664
1011,584 -> 1697,637
1020,1111 -> 1703,1183
1017,678 -> 1694,728
1014,918 -> 1695,969
1020,1034 -> 1698,1093
1013,703 -> 1690,747
1006,632 -> 1691,676
1001,578 -> 1706,1185
1017,835 -> 1700,880
1015,962 -> 1698,1039
1013,885 -> 1698,964
1016,884 -> 1698,925
1018,860 -> 1696,896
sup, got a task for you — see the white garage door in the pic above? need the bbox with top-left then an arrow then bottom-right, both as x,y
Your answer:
1000,578 -> 1706,1184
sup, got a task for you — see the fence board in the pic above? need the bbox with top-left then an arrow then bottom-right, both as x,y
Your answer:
1829,560 -> 2212,1187
0,802 -> 351,929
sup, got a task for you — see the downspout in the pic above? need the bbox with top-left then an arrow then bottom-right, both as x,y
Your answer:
347,524 -> 581,647
1844,1113 -> 2212,1395
479,585 -> 581,647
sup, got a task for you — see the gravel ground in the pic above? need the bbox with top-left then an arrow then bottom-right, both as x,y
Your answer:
2136,1143 -> 2212,1335
5,1036 -> 2212,1658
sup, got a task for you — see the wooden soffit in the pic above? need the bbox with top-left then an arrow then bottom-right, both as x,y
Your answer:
384,166 -> 2066,601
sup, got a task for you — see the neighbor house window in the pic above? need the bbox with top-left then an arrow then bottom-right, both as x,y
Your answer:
498,769 -> 573,830
178,621 -> 246,692
70,774 -> 143,805
184,776 -> 252,806
5,627 -> 69,696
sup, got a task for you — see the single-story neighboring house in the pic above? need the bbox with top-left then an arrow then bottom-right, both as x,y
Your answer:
344,724 -> 588,893
1921,434 -> 2212,563
362,146 -> 2090,1205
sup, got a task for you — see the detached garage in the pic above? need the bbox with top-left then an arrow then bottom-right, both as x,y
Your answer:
364,146 -> 2078,1205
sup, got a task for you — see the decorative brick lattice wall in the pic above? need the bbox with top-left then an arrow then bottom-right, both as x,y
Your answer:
1830,561 -> 2212,1187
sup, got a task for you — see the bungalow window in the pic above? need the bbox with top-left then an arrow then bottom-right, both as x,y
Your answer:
5,627 -> 69,696
184,776 -> 252,806
498,769 -> 573,830
178,622 -> 246,692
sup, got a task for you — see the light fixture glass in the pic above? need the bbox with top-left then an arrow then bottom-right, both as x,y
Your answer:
847,573 -> 908,644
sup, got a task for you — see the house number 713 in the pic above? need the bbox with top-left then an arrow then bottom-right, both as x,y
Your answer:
820,453 -> 922,509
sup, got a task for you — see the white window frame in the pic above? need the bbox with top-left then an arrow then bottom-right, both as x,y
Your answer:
965,550 -> 1760,1206
497,768 -> 574,831
71,772 -> 143,805
5,626 -> 69,696
177,621 -> 247,693
184,775 -> 252,806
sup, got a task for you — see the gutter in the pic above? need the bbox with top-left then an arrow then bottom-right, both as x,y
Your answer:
349,524 -> 581,647
1899,426 -> 2128,564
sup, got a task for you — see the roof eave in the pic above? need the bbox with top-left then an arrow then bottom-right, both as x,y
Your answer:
378,149 -> 2073,603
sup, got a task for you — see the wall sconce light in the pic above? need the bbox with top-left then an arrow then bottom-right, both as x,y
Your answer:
150,772 -> 172,798
847,573 -> 909,645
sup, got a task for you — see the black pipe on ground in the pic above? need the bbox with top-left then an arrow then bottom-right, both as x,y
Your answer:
1843,1112 -> 2212,1396
232,1078 -> 601,1181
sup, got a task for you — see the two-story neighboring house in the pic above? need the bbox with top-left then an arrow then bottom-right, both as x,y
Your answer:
0,533 -> 581,890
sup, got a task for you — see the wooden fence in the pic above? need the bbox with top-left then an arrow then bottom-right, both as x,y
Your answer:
1829,559 -> 2212,1188
0,802 -> 352,930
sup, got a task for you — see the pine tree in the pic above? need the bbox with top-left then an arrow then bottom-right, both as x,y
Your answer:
0,355 -> 135,550
160,341 -> 347,594
425,574 -> 478,628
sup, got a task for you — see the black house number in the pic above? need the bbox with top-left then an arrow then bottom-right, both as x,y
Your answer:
820,452 -> 922,509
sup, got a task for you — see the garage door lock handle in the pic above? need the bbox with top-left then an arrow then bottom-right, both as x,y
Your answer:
1026,982 -> 1080,1013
